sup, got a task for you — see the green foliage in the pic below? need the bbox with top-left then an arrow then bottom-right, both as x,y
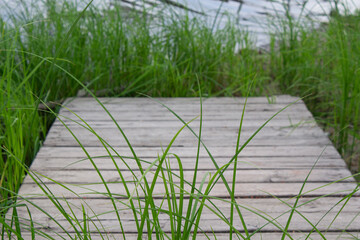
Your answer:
0,0 -> 260,204
268,6 -> 360,173
0,0 -> 360,238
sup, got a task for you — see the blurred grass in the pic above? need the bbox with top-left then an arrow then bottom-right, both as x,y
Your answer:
268,7 -> 360,177
0,0 -> 359,210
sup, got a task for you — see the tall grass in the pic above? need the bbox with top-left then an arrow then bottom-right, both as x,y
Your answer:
267,2 -> 360,174
0,0 -> 262,205
0,0 -> 360,237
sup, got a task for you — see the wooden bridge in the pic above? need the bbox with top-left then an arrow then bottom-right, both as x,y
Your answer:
13,96 -> 359,239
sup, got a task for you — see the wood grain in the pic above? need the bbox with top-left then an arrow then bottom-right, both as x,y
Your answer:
12,96 -> 359,239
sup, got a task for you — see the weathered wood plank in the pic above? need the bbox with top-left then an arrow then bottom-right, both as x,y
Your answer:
35,146 -> 341,158
14,197 -> 360,218
30,156 -> 348,170
13,210 -> 360,233
44,134 -> 332,147
18,232 -> 360,240
23,168 -> 354,184
18,182 -> 358,199
58,110 -> 313,121
47,123 -> 324,134
59,102 -> 308,116
12,197 -> 360,233
53,118 -> 317,128
63,96 -> 304,106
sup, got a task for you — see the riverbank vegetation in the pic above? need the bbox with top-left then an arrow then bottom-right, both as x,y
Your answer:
0,0 -> 359,236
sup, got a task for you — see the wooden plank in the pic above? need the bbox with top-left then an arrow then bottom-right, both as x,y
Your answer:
12,210 -> 360,233
47,123 -> 323,134
52,118 -> 317,128
43,136 -> 332,147
17,232 -> 360,240
18,182 -> 358,199
14,197 -> 360,218
59,104 -> 310,113
23,168 -> 354,184
12,197 -> 360,233
63,96 -> 304,106
30,156 -> 348,170
35,146 -> 341,158
62,98 -> 307,107
58,110 -> 313,121
44,134 -> 332,147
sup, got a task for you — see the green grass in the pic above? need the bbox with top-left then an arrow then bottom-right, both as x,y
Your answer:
0,0 -> 263,204
0,0 -> 360,238
267,5 -> 360,175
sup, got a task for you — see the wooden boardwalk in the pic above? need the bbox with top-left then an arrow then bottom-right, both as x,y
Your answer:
15,96 -> 359,239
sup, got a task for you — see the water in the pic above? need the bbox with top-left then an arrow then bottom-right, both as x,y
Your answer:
1,0 -> 360,47
117,0 -> 360,46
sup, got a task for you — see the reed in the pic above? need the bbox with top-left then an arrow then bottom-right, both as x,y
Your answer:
267,1 -> 360,175
0,0 -> 360,238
